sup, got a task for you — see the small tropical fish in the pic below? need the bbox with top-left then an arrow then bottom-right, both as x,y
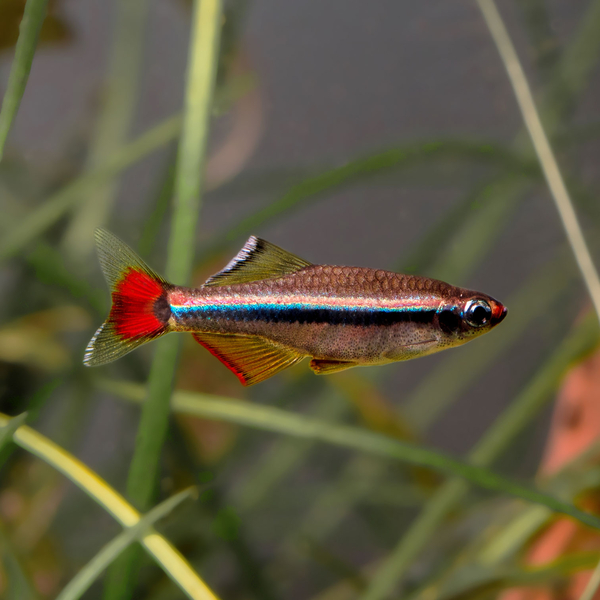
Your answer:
84,229 -> 507,385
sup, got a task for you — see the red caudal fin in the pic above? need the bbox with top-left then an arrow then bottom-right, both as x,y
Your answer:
83,229 -> 171,367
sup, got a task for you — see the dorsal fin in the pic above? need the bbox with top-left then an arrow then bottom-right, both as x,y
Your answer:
192,332 -> 304,385
203,236 -> 311,287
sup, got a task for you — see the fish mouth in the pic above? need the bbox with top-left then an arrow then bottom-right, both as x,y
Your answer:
491,303 -> 508,325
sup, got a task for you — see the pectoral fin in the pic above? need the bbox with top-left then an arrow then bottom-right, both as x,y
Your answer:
309,359 -> 358,375
193,332 -> 304,386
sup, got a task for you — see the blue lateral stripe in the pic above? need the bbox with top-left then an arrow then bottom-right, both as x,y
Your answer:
171,303 -> 435,327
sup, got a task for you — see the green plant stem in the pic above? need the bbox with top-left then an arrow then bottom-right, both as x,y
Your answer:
0,0 -> 49,161
104,2 -> 223,599
359,311 -> 599,600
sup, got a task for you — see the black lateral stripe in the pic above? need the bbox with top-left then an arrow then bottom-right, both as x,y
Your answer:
190,306 -> 436,327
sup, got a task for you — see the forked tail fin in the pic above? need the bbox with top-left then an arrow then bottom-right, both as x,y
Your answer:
84,229 -> 171,367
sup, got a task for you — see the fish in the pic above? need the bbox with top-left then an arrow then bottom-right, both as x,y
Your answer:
83,229 -> 507,385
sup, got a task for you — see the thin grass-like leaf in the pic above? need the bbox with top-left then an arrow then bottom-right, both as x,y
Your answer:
397,435 -> 600,600
57,487 -> 197,600
0,412 -> 219,600
424,459 -> 600,600
0,0 -> 49,161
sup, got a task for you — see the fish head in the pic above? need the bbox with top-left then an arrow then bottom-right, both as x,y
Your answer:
434,290 -> 507,346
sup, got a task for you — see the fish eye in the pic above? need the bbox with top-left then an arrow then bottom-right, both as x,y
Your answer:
464,299 -> 491,328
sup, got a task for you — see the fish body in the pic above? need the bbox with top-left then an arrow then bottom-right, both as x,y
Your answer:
84,230 -> 507,385
170,267 -> 474,363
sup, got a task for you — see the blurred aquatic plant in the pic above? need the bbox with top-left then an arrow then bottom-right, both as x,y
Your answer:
0,0 -> 600,599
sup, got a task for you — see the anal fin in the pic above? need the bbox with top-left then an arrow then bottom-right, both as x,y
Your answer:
309,359 -> 358,375
192,332 -> 304,386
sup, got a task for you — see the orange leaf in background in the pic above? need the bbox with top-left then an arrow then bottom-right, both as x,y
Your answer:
541,352 -> 600,476
501,350 -> 600,600
0,0 -> 72,52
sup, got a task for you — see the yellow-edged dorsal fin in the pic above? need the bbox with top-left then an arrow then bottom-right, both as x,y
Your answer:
203,236 -> 311,286
192,332 -> 305,386
309,359 -> 358,375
